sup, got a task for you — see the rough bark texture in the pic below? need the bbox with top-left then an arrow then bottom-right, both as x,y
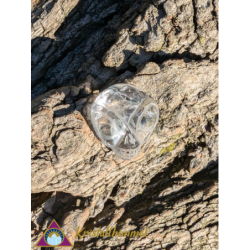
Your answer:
31,0 -> 218,249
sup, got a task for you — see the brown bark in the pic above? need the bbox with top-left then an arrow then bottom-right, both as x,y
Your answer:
31,0 -> 218,249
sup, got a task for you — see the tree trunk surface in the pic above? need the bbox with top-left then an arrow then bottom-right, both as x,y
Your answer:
31,0 -> 218,249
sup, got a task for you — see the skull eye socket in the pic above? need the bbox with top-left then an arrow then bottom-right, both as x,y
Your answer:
135,104 -> 159,143
141,117 -> 147,128
100,124 -> 113,136
140,106 -> 158,129
95,114 -> 115,137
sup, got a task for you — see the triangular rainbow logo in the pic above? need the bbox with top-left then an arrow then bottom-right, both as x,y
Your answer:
35,219 -> 73,247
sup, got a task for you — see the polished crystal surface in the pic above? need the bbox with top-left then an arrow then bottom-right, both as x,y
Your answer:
91,84 -> 159,160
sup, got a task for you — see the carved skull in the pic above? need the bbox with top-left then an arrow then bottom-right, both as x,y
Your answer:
91,84 -> 159,160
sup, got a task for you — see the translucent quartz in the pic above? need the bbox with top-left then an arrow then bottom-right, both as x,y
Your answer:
91,84 -> 159,160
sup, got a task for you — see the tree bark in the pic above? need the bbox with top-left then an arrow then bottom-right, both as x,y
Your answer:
31,0 -> 218,249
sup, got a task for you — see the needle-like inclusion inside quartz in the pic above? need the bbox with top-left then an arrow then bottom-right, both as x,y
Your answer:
91,84 -> 159,160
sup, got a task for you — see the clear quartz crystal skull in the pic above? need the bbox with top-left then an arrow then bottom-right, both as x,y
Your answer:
91,84 -> 159,160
